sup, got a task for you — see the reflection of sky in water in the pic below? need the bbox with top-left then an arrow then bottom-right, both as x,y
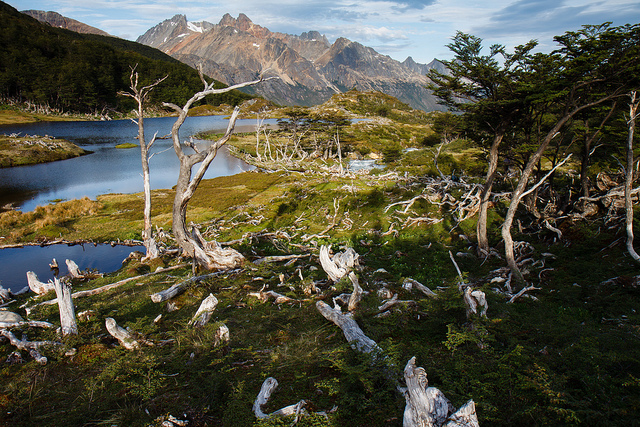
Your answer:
0,244 -> 142,293
0,116 -> 269,211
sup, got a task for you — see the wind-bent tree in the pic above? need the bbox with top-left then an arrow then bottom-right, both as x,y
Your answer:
501,23 -> 640,284
625,91 -> 640,262
119,66 -> 167,260
163,69 -> 268,270
428,33 -> 536,256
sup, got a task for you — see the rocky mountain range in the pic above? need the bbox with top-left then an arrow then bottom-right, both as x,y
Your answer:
137,14 -> 446,111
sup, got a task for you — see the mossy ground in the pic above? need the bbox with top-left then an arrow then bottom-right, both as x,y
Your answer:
0,93 -> 638,426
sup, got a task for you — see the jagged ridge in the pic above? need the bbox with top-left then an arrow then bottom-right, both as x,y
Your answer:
137,13 -> 446,111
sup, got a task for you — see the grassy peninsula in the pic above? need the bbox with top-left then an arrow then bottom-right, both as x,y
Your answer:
0,134 -> 88,168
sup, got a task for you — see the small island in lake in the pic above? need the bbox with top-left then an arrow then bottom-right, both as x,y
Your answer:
0,134 -> 88,167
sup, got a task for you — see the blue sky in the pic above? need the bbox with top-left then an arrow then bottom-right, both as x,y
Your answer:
7,0 -> 640,64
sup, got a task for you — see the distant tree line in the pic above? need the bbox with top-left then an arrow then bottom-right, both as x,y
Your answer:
0,1 -> 253,114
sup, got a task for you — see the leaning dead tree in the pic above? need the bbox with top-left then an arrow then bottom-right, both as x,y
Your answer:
118,65 -> 168,260
403,357 -> 479,427
163,69 -> 269,270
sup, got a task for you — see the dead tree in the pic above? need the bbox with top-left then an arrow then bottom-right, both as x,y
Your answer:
162,69 -> 268,270
625,91 -> 640,263
316,301 -> 381,355
53,278 -> 77,336
105,317 -> 140,350
118,66 -> 166,260
253,377 -> 307,420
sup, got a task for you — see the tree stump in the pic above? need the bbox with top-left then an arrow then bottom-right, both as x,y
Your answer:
53,278 -> 77,336
403,356 -> 479,427
189,293 -> 218,327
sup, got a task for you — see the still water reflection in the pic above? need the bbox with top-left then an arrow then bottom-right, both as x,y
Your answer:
0,115 -> 267,211
0,115 -> 268,293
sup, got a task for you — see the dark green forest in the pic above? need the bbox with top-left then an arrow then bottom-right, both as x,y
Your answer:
0,2 -> 253,114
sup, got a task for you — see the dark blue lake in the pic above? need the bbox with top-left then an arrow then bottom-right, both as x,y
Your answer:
0,115 -> 269,211
0,115 -> 271,293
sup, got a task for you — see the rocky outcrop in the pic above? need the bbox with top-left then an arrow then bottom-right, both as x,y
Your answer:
22,10 -> 111,36
137,13 -> 446,111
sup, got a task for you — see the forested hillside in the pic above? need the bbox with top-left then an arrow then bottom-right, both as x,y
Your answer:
0,2 -> 253,114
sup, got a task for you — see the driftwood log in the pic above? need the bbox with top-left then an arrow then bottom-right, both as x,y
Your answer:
0,320 -> 54,329
253,377 -> 306,420
31,264 -> 189,311
316,300 -> 381,355
189,293 -> 218,327
0,329 -> 60,365
27,271 -> 55,295
403,278 -> 438,298
319,245 -> 359,282
65,259 -> 83,278
403,356 -> 479,427
150,270 -> 228,303
105,317 -> 140,350
248,285 -> 296,304
53,278 -> 77,335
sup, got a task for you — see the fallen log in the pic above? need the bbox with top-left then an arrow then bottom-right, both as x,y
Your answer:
105,317 -> 140,350
316,300 -> 381,355
0,320 -> 54,329
403,278 -> 438,298
253,253 -> 309,265
403,356 -> 479,427
151,270 -> 229,303
253,377 -> 306,420
29,264 -> 189,311
189,293 -> 218,327
248,286 -> 295,304
53,278 -> 77,335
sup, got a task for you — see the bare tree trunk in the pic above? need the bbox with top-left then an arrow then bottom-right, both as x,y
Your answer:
625,91 -> 640,262
502,95 -> 615,286
118,66 -> 166,260
163,72 -> 266,270
53,278 -> 77,336
477,133 -> 503,256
